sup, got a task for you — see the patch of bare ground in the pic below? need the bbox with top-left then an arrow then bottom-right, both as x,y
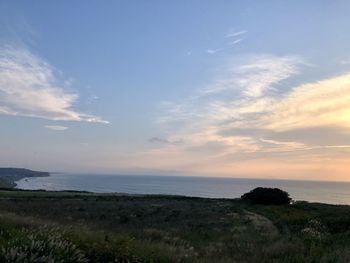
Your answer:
244,210 -> 279,238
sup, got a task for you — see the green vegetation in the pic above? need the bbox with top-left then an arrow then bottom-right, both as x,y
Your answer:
241,187 -> 292,205
0,190 -> 349,262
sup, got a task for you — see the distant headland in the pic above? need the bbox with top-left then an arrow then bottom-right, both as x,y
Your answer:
0,168 -> 50,188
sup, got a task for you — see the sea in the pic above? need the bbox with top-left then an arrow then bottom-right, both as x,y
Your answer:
15,173 -> 350,205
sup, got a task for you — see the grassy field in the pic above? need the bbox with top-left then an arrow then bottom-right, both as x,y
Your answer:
0,190 -> 349,262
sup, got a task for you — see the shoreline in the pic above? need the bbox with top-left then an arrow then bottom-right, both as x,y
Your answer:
0,168 -> 50,189
14,173 -> 350,205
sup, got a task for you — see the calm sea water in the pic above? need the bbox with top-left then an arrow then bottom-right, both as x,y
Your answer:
15,173 -> 350,205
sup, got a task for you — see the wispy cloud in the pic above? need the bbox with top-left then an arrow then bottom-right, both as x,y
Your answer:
148,137 -> 170,144
225,29 -> 247,48
228,38 -> 243,46
202,54 -> 302,96
155,55 -> 304,154
204,30 -> 246,56
148,137 -> 183,145
0,46 -> 108,123
225,30 -> 247,38
339,59 -> 350,65
205,48 -> 222,55
45,125 -> 69,131
147,54 -> 350,177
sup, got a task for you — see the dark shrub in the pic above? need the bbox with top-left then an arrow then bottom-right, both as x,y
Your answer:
241,187 -> 291,205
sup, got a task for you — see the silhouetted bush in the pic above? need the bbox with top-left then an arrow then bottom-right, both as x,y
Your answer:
241,187 -> 291,205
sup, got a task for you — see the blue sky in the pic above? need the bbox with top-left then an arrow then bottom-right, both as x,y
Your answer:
1,1 -> 350,180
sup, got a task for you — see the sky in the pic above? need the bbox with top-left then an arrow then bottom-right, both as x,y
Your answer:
1,1 -> 350,181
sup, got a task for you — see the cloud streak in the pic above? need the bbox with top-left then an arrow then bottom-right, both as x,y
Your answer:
45,125 -> 69,131
228,38 -> 243,45
0,46 -> 108,123
225,30 -> 247,38
205,48 -> 222,55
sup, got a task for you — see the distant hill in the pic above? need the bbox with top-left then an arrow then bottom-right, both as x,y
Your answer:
0,168 -> 49,188
0,168 -> 49,177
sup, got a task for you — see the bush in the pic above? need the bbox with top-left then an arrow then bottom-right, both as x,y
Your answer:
241,187 -> 291,205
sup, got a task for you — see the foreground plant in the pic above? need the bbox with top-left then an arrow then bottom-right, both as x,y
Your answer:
0,226 -> 87,263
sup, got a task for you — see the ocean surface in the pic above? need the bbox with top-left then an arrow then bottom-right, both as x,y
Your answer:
15,173 -> 350,205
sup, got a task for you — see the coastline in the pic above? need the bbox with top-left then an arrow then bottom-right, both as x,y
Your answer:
14,173 -> 350,205
0,168 -> 50,189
